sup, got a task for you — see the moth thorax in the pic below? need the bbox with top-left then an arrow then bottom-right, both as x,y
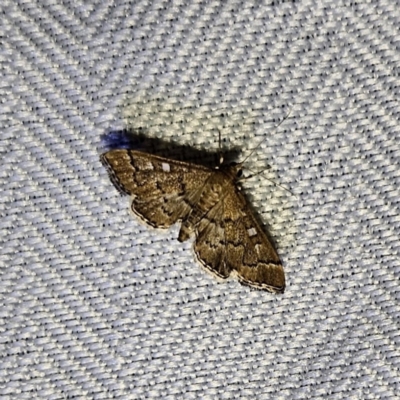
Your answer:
201,183 -> 222,207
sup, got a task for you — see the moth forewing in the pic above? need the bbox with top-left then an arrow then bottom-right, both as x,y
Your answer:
101,148 -> 284,293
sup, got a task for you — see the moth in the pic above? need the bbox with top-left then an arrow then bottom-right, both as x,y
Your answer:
101,147 -> 285,293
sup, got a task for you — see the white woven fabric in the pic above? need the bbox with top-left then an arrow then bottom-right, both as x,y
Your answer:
1,1 -> 399,399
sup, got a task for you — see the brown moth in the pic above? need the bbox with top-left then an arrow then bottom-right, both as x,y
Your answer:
101,148 -> 285,293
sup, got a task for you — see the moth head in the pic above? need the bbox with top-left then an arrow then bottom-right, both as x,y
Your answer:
222,161 -> 245,180
229,162 -> 244,177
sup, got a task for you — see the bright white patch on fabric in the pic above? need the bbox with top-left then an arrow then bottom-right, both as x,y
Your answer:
162,162 -> 170,172
248,227 -> 257,237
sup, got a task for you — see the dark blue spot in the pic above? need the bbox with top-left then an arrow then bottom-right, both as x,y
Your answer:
101,130 -> 145,150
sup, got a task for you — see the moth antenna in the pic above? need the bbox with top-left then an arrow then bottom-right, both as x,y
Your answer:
241,108 -> 292,166
240,171 -> 295,197
268,178 -> 295,197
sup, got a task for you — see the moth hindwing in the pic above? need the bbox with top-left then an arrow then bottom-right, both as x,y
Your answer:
101,149 -> 285,293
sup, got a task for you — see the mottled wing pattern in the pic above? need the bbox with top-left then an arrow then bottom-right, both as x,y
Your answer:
193,198 -> 231,280
101,149 -> 285,293
101,149 -> 213,228
194,181 -> 285,293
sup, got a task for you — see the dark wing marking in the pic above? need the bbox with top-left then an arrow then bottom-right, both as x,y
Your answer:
223,188 -> 285,293
101,149 -> 212,228
191,179 -> 284,292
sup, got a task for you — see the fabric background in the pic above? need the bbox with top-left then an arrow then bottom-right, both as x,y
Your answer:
1,1 -> 399,399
